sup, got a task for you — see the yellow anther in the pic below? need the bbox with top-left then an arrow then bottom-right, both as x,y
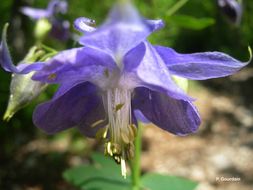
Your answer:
114,155 -> 121,164
127,143 -> 135,159
114,103 -> 125,112
95,127 -> 107,140
47,73 -> 57,80
121,130 -> 130,144
107,142 -> 113,156
129,124 -> 137,137
104,69 -> 110,78
111,143 -> 121,154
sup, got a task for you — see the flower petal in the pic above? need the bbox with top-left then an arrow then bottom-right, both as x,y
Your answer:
133,109 -> 150,123
74,17 -> 96,33
32,47 -> 117,89
33,82 -> 106,137
145,19 -> 164,31
0,24 -> 14,72
218,0 -> 242,25
50,19 -> 70,41
20,7 -> 50,19
47,0 -> 68,15
0,23 -> 44,73
155,45 -> 250,80
79,1 -> 164,58
124,42 -> 192,101
133,87 -> 200,136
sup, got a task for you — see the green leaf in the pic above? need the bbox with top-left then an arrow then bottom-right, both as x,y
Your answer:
168,14 -> 215,30
141,173 -> 198,190
63,152 -> 131,190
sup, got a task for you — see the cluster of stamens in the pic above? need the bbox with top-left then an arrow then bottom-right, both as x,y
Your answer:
92,88 -> 137,178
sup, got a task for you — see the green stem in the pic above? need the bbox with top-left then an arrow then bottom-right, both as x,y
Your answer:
131,122 -> 143,190
166,0 -> 189,16
40,44 -> 58,53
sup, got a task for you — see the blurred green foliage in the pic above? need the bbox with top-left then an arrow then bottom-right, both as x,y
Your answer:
1,0 -> 253,189
64,153 -> 197,190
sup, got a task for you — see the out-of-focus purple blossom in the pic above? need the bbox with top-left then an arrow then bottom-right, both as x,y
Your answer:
20,0 -> 70,40
218,0 -> 243,25
50,20 -> 70,41
2,0 -> 251,177
20,0 -> 68,20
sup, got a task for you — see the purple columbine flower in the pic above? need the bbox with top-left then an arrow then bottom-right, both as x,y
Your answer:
20,0 -> 70,40
1,1 -> 251,177
20,0 -> 68,20
218,0 -> 243,25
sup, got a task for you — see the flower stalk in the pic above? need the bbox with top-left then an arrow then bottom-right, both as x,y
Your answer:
131,122 -> 142,190
166,0 -> 189,16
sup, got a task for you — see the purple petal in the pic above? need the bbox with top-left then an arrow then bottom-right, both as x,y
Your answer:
123,42 -> 146,71
50,19 -> 70,41
0,24 -> 15,72
47,0 -> 68,15
79,1 -> 164,58
133,87 -> 200,136
32,47 -> 117,89
16,63 -> 45,73
145,19 -> 164,31
20,7 -> 50,19
124,42 -> 192,101
155,45 -> 250,80
218,0 -> 242,25
1,24 -> 44,73
33,82 -> 106,137
133,109 -> 150,123
74,17 -> 96,33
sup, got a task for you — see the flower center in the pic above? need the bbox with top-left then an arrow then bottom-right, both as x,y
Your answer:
99,88 -> 136,178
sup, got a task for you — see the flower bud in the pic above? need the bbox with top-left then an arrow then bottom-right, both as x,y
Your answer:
3,46 -> 48,121
3,72 -> 47,121
34,18 -> 52,41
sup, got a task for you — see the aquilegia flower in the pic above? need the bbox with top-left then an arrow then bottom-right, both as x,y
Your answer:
217,0 -> 243,25
21,0 -> 70,40
1,1 -> 250,177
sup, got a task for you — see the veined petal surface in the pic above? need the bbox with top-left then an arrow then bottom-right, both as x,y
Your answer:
33,82 -> 106,136
79,1 -> 163,59
32,47 -> 117,89
155,46 -> 249,80
124,42 -> 192,101
133,87 -> 200,136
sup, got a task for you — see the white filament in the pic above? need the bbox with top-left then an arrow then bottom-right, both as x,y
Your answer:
103,88 -> 132,144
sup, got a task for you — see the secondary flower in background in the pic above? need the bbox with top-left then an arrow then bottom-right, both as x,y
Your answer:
1,0 -> 250,177
217,0 -> 243,25
20,0 -> 67,19
0,24 -> 56,121
21,0 -> 70,41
